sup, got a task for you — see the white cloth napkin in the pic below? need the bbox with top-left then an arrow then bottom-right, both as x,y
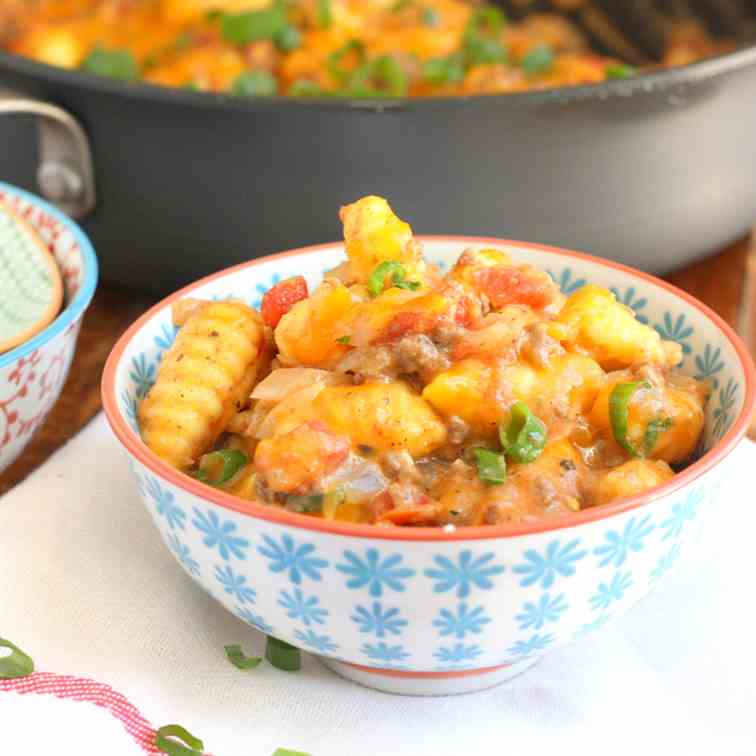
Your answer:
1,415 -> 755,756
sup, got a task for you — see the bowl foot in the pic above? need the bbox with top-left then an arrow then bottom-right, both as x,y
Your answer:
319,657 -> 538,696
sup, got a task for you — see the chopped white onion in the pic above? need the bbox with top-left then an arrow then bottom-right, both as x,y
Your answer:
251,368 -> 345,402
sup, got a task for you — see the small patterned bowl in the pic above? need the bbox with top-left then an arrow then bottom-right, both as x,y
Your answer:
102,238 -> 754,696
0,182 -> 98,474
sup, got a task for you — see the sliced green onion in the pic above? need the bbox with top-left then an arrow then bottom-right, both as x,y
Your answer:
394,279 -> 421,291
205,9 -> 223,22
423,53 -> 465,85
155,724 -> 204,756
606,63 -> 638,80
643,416 -> 673,456
266,636 -> 301,671
184,79 -> 201,90
316,0 -> 333,28
501,402 -> 547,464
80,45 -> 139,81
368,261 -> 409,297
232,70 -> 278,97
221,7 -> 287,44
224,644 -> 263,670
335,335 -> 351,344
473,447 -> 506,485
521,43 -> 554,75
272,750 -> 312,756
462,6 -> 507,66
193,449 -> 248,486
0,638 -> 34,679
421,6 -> 440,26
274,24 -> 301,51
286,493 -> 324,513
327,40 -> 366,83
348,55 -> 409,97
463,34 -> 507,66
609,381 -> 651,457
390,0 -> 413,11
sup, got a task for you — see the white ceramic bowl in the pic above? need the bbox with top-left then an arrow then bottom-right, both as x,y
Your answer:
0,182 -> 97,474
102,238 -> 754,695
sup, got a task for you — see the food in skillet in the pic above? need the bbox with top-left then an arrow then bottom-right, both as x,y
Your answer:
2,0 -> 732,97
137,195 -> 708,527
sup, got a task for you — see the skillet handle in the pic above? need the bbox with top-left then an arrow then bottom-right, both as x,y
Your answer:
0,92 -> 96,219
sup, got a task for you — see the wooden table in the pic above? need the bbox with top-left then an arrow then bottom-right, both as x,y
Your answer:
2,235 -> 755,496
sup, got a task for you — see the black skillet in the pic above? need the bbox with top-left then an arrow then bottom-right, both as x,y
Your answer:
0,1 -> 755,293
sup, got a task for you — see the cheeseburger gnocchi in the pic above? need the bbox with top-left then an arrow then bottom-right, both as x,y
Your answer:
138,196 -> 707,527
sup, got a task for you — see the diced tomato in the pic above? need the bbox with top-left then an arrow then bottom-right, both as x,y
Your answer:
261,276 -> 308,328
454,297 -> 476,328
378,311 -> 440,343
472,265 -> 553,310
376,493 -> 439,526
370,491 -> 438,525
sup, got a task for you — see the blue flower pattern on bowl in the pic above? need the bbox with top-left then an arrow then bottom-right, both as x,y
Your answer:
590,571 -> 634,611
660,487 -> 703,540
695,344 -> 725,389
154,323 -> 178,361
121,390 -> 139,432
193,508 -> 250,560
513,539 -> 587,589
337,548 -> 415,597
361,642 -> 410,666
434,643 -> 482,665
351,602 -> 408,638
507,633 -> 554,658
129,353 -> 155,398
433,603 -> 491,639
214,564 -> 256,604
296,629 -> 339,654
424,551 -> 505,598
649,543 -> 682,584
121,247 -> 745,677
279,588 -> 328,626
144,475 -> 185,531
259,534 -> 329,584
515,593 -> 568,631
593,515 -> 655,568
713,378 -> 738,440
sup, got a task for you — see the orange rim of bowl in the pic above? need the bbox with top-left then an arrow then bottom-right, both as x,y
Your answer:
101,237 -> 756,542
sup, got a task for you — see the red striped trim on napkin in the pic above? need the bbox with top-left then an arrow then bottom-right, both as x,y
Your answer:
0,672 -> 161,754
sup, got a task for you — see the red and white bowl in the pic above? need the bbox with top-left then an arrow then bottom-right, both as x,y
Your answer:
102,238 -> 754,695
0,182 -> 98,474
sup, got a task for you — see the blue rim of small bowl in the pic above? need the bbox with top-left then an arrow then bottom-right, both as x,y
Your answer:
0,181 -> 98,369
